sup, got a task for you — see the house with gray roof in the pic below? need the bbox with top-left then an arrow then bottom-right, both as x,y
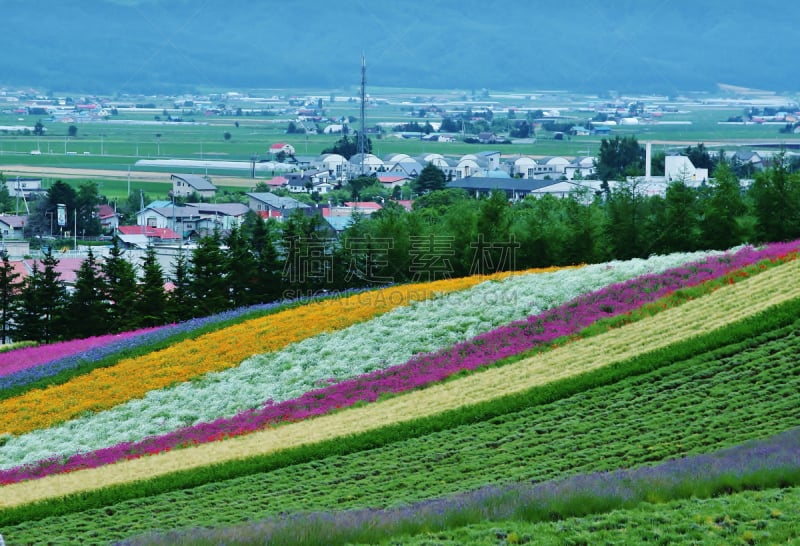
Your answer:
185,202 -> 251,231
171,174 -> 218,199
246,192 -> 311,220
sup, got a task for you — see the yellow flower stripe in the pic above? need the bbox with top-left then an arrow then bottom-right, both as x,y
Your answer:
2,259 -> 797,508
0,268 -> 564,436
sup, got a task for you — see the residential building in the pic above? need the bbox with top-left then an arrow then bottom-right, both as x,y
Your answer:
5,177 -> 45,199
170,174 -> 217,199
246,192 -> 311,220
136,203 -> 202,237
269,142 -> 296,156
97,204 -> 120,232
0,215 -> 26,240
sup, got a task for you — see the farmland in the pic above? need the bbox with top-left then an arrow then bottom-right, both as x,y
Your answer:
1,240 -> 800,544
2,87 -> 800,202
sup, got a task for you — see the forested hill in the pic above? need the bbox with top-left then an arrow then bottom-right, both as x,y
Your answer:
2,0 -> 798,95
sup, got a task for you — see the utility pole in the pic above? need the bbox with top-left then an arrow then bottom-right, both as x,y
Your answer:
358,53 -> 367,176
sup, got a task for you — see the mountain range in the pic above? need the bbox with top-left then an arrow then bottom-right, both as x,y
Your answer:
2,0 -> 798,96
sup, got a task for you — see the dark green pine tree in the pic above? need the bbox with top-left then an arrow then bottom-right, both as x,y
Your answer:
225,226 -> 258,308
102,237 -> 139,332
188,231 -> 229,316
38,248 -> 68,342
700,161 -> 747,250
65,249 -> 110,339
167,251 -> 193,322
251,215 -> 284,303
0,254 -> 21,343
136,246 -> 169,327
749,151 -> 800,243
12,261 -> 45,343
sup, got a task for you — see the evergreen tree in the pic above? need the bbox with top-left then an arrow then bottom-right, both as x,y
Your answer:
657,180 -> 701,252
188,231 -> 229,316
0,254 -> 21,343
12,262 -> 45,342
102,237 -> 139,332
603,179 -> 648,259
413,163 -> 448,194
595,136 -> 644,182
76,181 -> 103,237
136,246 -> 169,327
701,162 -> 748,250
251,216 -> 284,303
280,210 -> 333,292
167,251 -> 193,322
66,249 -> 109,339
473,190 -> 513,274
225,226 -> 258,308
749,151 -> 800,242
38,248 -> 68,342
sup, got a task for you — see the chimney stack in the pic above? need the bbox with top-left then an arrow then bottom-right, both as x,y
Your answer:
645,141 -> 652,180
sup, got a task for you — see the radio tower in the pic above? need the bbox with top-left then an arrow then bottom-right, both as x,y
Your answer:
358,53 -> 367,175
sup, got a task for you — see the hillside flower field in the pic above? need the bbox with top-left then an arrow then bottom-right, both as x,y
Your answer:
1,241 -> 799,545
0,250 -> 716,472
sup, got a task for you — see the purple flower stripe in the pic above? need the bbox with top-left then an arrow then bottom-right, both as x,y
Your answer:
3,241 -> 798,484
0,300 -> 292,391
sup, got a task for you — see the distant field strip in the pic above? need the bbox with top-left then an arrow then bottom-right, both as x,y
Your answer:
3,258 -> 798,508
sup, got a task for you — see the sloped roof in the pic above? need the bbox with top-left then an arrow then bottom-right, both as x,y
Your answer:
185,203 -> 250,216
0,215 -> 26,228
171,174 -> 217,191
118,225 -> 181,239
97,204 -> 118,220
246,192 -> 310,210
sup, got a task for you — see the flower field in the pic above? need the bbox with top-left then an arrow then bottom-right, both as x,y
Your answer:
1,243 -> 800,545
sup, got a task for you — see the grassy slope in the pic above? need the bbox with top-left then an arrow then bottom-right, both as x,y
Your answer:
2,262 -> 799,543
369,486 -> 800,546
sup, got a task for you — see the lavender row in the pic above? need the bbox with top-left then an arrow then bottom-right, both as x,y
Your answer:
0,301 -> 292,391
146,426 -> 800,546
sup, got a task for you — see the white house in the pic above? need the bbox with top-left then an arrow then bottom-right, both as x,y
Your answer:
316,153 -> 348,180
348,153 -> 384,176
5,177 -> 45,199
564,156 -> 596,180
269,142 -> 296,156
508,156 -> 538,179
665,155 -> 708,185
532,156 -> 570,177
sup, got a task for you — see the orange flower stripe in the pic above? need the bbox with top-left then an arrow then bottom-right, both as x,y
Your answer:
0,267 -> 568,435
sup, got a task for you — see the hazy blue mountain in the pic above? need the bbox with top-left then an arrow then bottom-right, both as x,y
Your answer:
2,0 -> 798,95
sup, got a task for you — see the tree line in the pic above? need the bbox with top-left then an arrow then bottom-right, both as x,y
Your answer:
1,149 -> 799,344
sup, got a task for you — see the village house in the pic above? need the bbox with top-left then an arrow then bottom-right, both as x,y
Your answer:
97,204 -> 121,233
136,201 -> 202,238
171,174 -> 218,199
246,192 -> 311,221
117,225 -> 181,248
5,176 -> 46,200
0,214 -> 27,240
269,142 -> 296,156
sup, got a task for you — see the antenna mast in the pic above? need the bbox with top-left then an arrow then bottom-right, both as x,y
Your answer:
358,53 -> 366,176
